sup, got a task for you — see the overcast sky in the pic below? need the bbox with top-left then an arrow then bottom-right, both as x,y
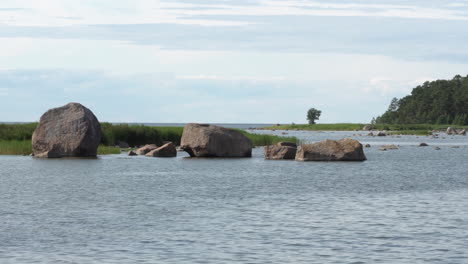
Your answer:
1,0 -> 468,123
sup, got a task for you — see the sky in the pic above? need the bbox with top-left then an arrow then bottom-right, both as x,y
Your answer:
1,0 -> 468,123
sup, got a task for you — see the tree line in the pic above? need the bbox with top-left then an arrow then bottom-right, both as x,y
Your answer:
376,75 -> 468,125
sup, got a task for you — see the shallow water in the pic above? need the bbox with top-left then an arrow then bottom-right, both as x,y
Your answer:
1,131 -> 468,263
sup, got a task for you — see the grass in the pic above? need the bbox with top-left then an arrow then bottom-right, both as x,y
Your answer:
0,140 -> 121,156
242,132 -> 299,146
0,140 -> 32,155
261,123 -> 468,133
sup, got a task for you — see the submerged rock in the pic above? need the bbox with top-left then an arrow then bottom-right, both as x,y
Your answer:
379,144 -> 399,151
135,144 -> 157,155
295,138 -> 366,161
146,142 -> 177,157
32,102 -> 101,158
264,142 -> 297,160
181,123 -> 253,157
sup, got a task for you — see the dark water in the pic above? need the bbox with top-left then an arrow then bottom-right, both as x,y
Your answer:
1,131 -> 468,263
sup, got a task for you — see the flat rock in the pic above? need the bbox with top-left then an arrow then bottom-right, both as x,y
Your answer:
135,144 -> 157,155
32,102 -> 101,158
146,142 -> 177,157
295,138 -> 366,161
181,123 -> 253,157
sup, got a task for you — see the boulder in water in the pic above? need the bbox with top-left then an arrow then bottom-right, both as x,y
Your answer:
264,142 -> 297,160
135,144 -> 157,155
180,123 -> 253,157
32,102 -> 101,158
295,138 -> 366,161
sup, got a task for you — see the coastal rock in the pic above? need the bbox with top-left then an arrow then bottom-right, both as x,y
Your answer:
379,144 -> 398,151
364,144 -> 371,148
419,143 -> 429,147
135,144 -> 157,155
368,132 -> 375,136
128,150 -> 137,156
295,138 -> 366,161
264,142 -> 297,160
446,127 -> 456,135
145,142 -> 177,157
433,147 -> 441,150
180,123 -> 253,157
377,131 -> 387,137
458,129 -> 466,135
32,102 -> 101,158
362,125 -> 372,131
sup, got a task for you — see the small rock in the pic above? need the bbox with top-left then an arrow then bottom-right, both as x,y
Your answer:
135,144 -> 158,155
362,125 -> 372,131
145,142 -> 177,157
458,129 -> 466,136
377,131 -> 387,137
368,132 -> 375,136
433,147 -> 441,150
128,150 -> 137,156
446,127 -> 456,135
379,144 -> 398,151
364,144 -> 371,148
419,143 -> 429,147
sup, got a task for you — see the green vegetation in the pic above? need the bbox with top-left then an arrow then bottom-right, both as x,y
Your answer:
240,131 -> 299,146
0,140 -> 33,155
376,75 -> 468,125
0,123 -> 299,155
0,140 -> 121,155
262,123 -> 366,131
307,108 -> 321,124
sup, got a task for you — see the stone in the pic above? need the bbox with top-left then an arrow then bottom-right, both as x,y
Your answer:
433,147 -> 441,150
145,142 -> 177,157
128,150 -> 137,156
362,125 -> 372,131
368,132 -> 375,136
419,143 -> 429,147
377,131 -> 387,137
181,123 -> 253,157
264,142 -> 297,160
32,102 -> 101,158
458,129 -> 466,135
135,144 -> 157,155
364,144 -> 371,148
446,127 -> 456,135
295,138 -> 366,161
379,144 -> 398,151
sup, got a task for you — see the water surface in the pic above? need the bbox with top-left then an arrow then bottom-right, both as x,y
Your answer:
1,131 -> 467,263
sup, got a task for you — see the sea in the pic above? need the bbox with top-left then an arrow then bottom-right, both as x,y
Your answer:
1,129 -> 468,263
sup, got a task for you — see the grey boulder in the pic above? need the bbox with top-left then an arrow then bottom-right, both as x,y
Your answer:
32,102 -> 101,158
181,123 -> 253,157
264,142 -> 297,160
295,138 -> 366,161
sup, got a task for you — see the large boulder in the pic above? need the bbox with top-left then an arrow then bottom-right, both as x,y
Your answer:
264,142 -> 297,160
32,103 -> 101,158
180,123 -> 253,157
135,144 -> 157,155
145,142 -> 177,157
295,138 -> 366,161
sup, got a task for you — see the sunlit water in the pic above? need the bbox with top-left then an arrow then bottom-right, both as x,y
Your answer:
1,131 -> 468,263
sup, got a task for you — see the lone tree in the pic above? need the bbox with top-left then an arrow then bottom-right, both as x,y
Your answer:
307,108 -> 322,124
